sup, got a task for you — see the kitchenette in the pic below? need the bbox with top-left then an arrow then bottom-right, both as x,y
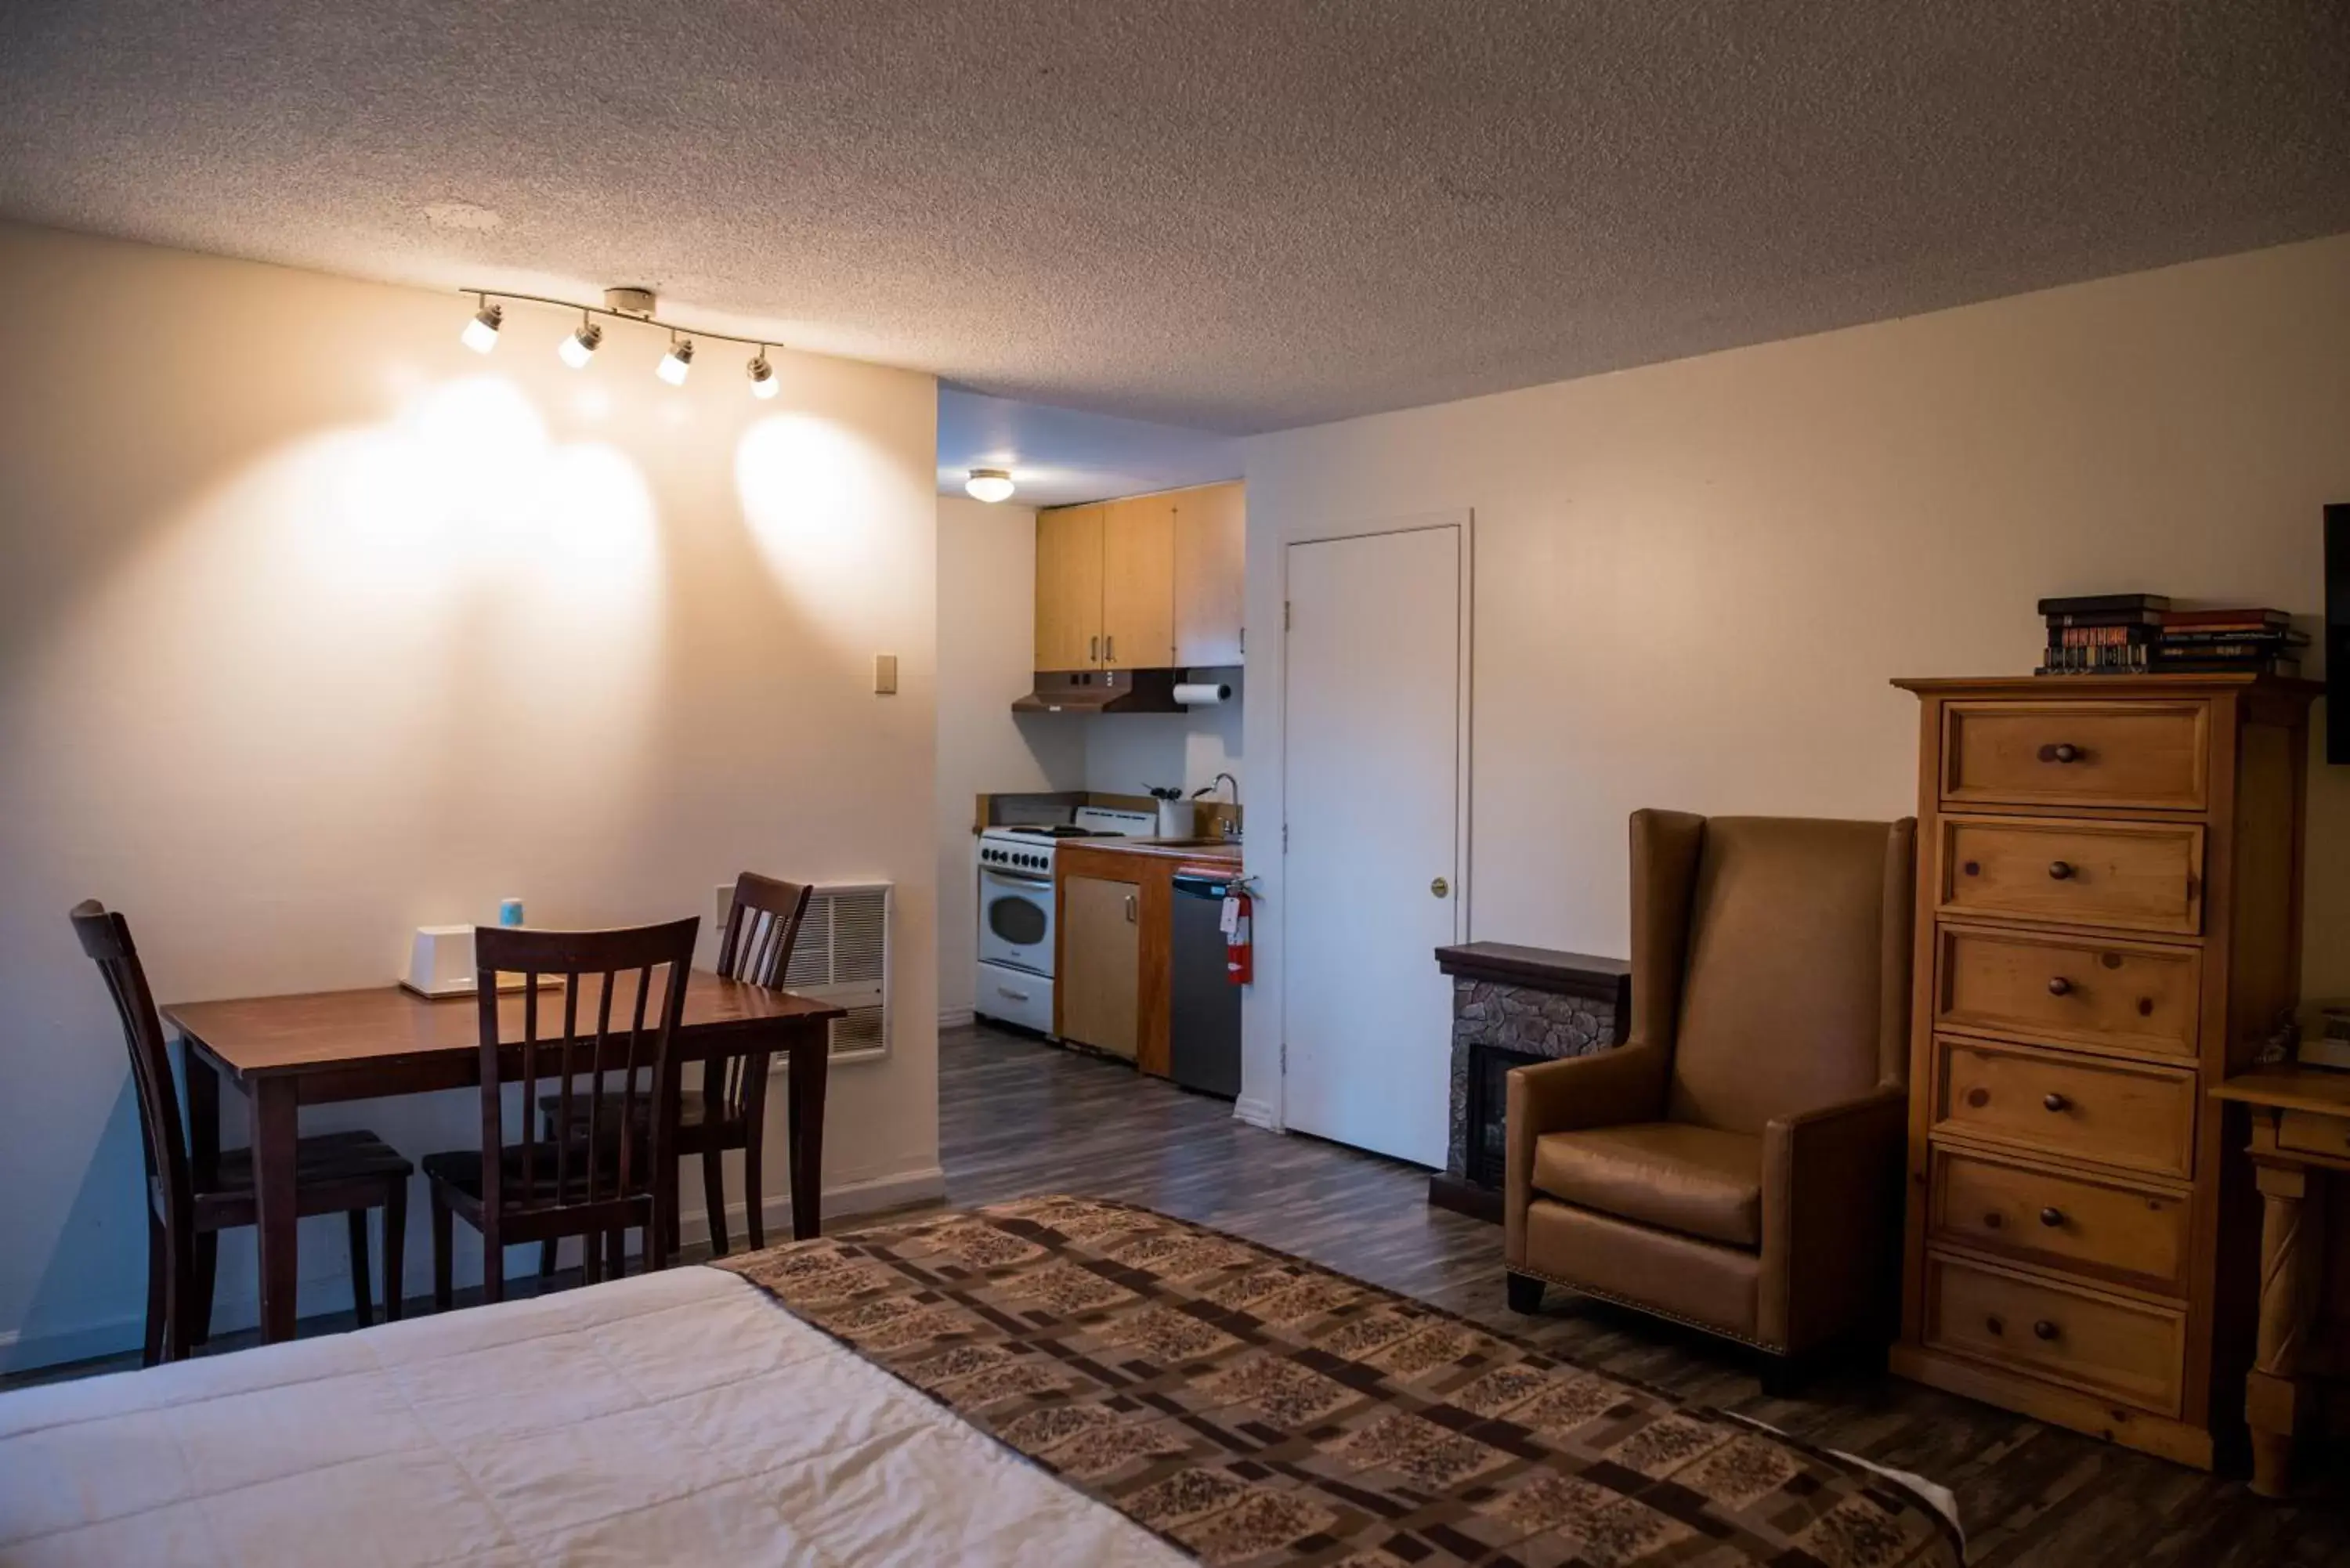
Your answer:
965,479 -> 1249,1099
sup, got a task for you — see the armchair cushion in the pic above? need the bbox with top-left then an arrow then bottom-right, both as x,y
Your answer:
1531,1123 -> 1762,1248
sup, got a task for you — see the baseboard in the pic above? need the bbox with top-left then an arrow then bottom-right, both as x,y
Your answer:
938,1007 -> 976,1029
0,1165 -> 952,1377
1232,1094 -> 1279,1131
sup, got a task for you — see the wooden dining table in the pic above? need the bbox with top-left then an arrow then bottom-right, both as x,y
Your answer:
164,970 -> 844,1344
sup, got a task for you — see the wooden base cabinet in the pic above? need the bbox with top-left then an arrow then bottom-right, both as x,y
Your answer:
1889,674 -> 2318,1470
1060,873 -> 1142,1060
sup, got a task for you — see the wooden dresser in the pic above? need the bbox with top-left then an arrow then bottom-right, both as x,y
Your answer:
1889,674 -> 2319,1468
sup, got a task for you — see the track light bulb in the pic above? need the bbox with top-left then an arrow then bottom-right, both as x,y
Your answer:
747,352 -> 779,399
461,300 -> 502,354
557,320 -> 602,369
965,468 -> 1016,504
656,338 -> 694,386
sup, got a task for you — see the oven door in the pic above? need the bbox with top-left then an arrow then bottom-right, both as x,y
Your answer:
977,866 -> 1055,974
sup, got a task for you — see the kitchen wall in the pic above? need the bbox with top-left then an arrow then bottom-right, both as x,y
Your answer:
935,493 -> 1085,1021
1238,233 -> 2350,1124
1082,676 -> 1245,804
0,221 -> 945,1368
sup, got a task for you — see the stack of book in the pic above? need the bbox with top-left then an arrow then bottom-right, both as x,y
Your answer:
2038,594 -> 2305,677
2153,607 -> 2306,676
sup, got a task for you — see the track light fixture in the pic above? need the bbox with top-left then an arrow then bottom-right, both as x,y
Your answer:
747,350 -> 779,399
457,287 -> 791,399
460,296 -> 502,353
965,468 -> 1016,504
557,315 -> 602,370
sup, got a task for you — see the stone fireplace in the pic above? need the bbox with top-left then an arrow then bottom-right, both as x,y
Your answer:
1430,943 -> 1630,1222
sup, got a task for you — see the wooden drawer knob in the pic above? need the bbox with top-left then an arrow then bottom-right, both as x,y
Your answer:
2043,1092 -> 2070,1113
2039,1206 -> 2066,1228
1986,1314 -> 2005,1336
2048,860 -> 2075,881
1967,1087 -> 1991,1108
2047,976 -> 2073,996
2033,1319 -> 2060,1342
2038,742 -> 2082,764
1983,1210 -> 2004,1230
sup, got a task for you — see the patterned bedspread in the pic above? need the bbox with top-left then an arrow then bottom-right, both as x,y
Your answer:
714,1196 -> 1961,1568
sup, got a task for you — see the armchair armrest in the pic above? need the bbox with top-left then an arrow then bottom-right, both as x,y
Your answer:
1759,1084 -> 1908,1352
1504,1043 -> 1669,1266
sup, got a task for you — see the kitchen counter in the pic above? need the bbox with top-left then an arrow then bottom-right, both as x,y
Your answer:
1074,837 -> 1242,869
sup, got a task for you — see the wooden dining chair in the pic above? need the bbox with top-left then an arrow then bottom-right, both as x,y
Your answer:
426,917 -> 699,1307
70,901 -> 412,1364
537,873 -> 811,1275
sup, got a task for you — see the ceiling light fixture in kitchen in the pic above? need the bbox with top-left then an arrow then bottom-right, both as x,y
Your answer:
965,468 -> 1016,504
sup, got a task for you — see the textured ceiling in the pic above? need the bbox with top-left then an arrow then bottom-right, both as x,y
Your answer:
4,2 -> 2348,434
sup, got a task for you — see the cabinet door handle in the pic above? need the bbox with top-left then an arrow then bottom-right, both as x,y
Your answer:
1124,893 -> 1137,923
2038,742 -> 2083,764
1090,634 -> 1100,663
1105,634 -> 1116,663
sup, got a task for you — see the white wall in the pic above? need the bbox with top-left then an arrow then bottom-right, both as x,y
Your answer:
1083,674 -> 1246,803
1238,234 -> 2350,1123
0,222 -> 943,1367
935,494 -> 1085,1021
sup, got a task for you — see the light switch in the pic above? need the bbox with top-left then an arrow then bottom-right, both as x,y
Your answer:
873,653 -> 898,695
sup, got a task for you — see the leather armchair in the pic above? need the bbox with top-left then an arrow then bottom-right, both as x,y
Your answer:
1505,809 -> 1915,1383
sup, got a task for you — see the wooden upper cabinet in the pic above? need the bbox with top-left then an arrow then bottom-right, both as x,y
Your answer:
1035,503 -> 1105,670
1101,496 -> 1177,668
1173,481 -> 1246,666
1034,482 -> 1246,672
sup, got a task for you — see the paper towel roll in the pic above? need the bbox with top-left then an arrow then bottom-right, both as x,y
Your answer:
1173,681 -> 1232,706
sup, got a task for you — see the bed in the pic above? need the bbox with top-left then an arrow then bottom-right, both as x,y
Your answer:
0,1197 -> 1961,1566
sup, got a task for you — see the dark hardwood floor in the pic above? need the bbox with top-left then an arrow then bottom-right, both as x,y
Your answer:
12,1019 -> 2342,1565
938,1023 -> 2348,1568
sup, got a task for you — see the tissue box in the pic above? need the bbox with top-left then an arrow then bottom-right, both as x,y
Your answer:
401,926 -> 479,999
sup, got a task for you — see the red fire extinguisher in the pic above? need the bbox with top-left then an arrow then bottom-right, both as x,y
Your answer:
1221,884 -> 1253,985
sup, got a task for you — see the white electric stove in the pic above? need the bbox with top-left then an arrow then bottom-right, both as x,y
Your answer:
973,806 -> 1154,1034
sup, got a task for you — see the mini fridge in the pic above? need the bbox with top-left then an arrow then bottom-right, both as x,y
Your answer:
1168,872 -> 1242,1098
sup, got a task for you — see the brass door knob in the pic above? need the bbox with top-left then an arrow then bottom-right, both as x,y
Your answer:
1430,876 -> 1450,898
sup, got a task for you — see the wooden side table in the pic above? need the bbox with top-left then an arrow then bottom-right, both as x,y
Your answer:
2211,1065 -> 2350,1497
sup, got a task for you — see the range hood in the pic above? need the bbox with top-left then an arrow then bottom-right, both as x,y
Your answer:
1012,669 -> 1188,714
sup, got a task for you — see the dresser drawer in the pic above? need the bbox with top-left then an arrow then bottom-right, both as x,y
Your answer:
1933,1037 -> 2196,1178
1939,815 -> 2203,936
2278,1110 -> 2350,1161
1935,925 -> 2200,1060
1923,1252 -> 2185,1416
1929,1146 -> 2189,1295
1941,701 -> 2209,811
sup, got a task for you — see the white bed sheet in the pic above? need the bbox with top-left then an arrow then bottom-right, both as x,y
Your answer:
0,1266 -> 1188,1567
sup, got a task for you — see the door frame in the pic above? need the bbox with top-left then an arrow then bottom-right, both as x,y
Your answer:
1276,508 -> 1474,1135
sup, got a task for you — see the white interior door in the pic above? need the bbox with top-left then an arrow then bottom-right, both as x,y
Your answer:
1282,524 -> 1462,1167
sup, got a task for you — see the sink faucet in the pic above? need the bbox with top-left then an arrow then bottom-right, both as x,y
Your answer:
1191,773 -> 1241,839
